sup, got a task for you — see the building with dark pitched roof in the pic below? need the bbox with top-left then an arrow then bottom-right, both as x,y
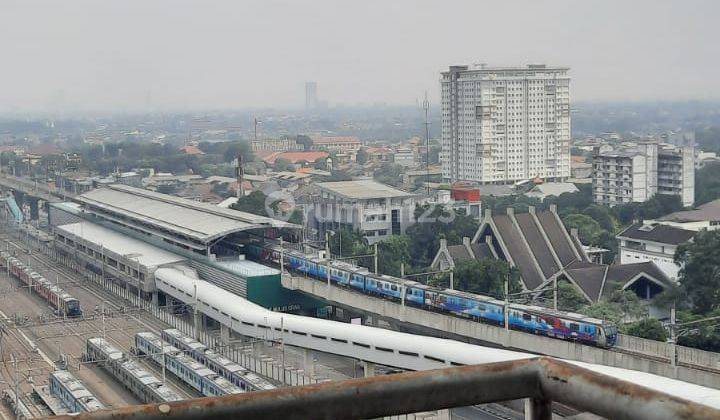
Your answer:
431,204 -> 672,305
617,222 -> 696,281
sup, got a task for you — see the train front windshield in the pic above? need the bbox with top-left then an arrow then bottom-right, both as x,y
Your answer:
66,299 -> 81,315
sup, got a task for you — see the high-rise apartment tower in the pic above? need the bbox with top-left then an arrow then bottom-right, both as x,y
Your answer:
441,64 -> 571,184
305,82 -> 318,110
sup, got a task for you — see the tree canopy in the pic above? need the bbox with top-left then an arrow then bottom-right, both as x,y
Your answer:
675,229 -> 720,314
449,259 -> 521,297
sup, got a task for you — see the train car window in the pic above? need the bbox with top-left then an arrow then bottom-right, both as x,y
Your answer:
292,331 -> 307,336
352,342 -> 370,348
220,311 -> 229,316
375,346 -> 393,352
273,327 -> 282,331
311,334 -> 327,340
331,338 -> 348,343
570,323 -> 579,331
450,362 -> 465,366
399,351 -> 419,357
257,325 -> 269,329
522,314 -> 532,321
231,317 -> 240,322
241,321 -> 254,327
391,285 -> 397,291
424,355 -> 445,363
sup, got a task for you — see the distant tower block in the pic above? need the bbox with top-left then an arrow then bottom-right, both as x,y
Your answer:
305,82 -> 318,110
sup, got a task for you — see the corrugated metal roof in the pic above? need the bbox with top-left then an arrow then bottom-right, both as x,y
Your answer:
57,221 -> 186,268
77,185 -> 286,242
317,180 -> 416,200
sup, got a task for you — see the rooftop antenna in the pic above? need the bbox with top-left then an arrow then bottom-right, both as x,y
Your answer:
423,92 -> 431,197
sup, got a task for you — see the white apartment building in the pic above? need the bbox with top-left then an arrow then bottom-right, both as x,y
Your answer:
592,142 -> 694,207
617,222 -> 696,281
440,64 -> 571,184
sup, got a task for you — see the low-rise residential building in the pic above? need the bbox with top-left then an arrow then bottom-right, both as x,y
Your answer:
617,222 -> 696,281
251,137 -> 300,153
592,142 -> 694,207
364,147 -> 393,164
393,148 -> 416,167
311,180 -> 419,244
310,136 -> 361,153
654,199 -> 720,231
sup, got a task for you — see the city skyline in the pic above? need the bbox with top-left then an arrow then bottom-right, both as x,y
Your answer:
2,0 -> 719,113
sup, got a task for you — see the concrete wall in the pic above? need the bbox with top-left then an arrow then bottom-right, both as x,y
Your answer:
282,275 -> 720,389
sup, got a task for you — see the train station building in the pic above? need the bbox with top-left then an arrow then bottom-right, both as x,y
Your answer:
49,185 -> 324,314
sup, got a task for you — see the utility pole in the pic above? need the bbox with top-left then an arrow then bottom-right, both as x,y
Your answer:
12,353 -> 18,418
553,276 -> 558,311
325,231 -> 330,259
279,237 -> 284,274
449,271 -> 454,290
373,243 -> 378,274
504,275 -> 509,331
670,304 -> 677,369
161,336 -> 166,384
423,92 -> 431,197
280,317 -> 285,376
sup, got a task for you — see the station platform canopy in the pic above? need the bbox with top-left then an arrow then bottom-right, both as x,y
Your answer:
76,185 -> 298,252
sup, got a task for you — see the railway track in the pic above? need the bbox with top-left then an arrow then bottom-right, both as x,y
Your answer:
0,233 -> 205,400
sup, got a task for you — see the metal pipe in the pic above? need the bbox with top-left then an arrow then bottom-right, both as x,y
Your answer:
44,357 -> 720,420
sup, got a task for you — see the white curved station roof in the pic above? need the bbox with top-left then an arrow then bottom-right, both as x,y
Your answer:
77,185 -> 295,243
155,266 -> 720,409
57,221 -> 186,268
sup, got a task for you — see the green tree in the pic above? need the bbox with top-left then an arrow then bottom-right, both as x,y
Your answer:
373,163 -> 405,187
562,214 -> 604,244
296,135 -> 313,151
376,235 -> 411,277
695,162 -> 720,205
622,318 -> 668,342
231,190 -> 268,216
557,280 -> 589,311
327,227 -> 368,258
450,259 -> 521,297
405,205 -> 479,269
675,229 -> 720,314
356,148 -> 369,165
273,158 -> 293,172
581,288 -> 646,325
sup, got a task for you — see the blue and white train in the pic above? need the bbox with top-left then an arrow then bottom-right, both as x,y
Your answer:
85,337 -> 183,404
134,332 -> 244,397
49,370 -> 105,413
246,242 -> 617,348
161,328 -> 277,392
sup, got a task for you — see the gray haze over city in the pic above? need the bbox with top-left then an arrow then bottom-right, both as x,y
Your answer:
2,0 -> 720,113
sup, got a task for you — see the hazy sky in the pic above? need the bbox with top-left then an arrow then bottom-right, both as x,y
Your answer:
1,0 -> 719,113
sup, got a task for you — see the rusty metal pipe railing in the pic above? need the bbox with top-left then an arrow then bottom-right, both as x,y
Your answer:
47,357 -> 720,420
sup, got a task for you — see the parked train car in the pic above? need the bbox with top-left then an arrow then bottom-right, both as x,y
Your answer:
245,242 -> 617,348
49,370 -> 105,413
161,328 -> 276,391
85,337 -> 183,404
0,251 -> 82,317
134,332 -> 243,397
